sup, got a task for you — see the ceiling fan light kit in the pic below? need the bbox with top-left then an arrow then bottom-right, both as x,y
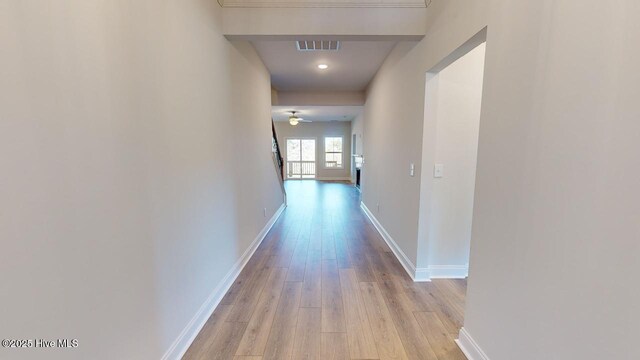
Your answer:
288,111 -> 311,126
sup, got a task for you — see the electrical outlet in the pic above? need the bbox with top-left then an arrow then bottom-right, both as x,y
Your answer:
263,208 -> 267,217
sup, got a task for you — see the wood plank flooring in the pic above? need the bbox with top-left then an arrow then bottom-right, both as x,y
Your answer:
183,181 -> 467,360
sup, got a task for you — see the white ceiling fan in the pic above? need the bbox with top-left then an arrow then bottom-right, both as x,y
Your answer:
288,111 -> 312,126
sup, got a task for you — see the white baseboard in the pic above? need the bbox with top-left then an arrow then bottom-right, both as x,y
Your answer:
414,268 -> 431,281
161,203 -> 286,360
284,177 -> 353,182
360,202 -> 468,282
428,265 -> 469,279
315,176 -> 353,182
360,202 -> 429,282
456,327 -> 490,360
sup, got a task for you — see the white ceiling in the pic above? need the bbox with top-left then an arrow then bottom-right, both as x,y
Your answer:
252,41 -> 397,92
272,106 -> 362,122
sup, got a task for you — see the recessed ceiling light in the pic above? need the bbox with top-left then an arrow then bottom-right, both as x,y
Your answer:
318,64 -> 329,70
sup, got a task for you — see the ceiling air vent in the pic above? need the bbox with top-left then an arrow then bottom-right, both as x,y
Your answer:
296,40 -> 340,52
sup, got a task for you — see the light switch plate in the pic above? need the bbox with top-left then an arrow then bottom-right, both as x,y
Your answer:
434,164 -> 444,178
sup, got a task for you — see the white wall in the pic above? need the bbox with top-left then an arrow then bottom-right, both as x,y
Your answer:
418,43 -> 485,277
223,8 -> 427,39
351,112 -> 365,155
222,0 -> 425,9
362,0 -> 488,270
465,2 -> 640,359
275,121 -> 352,181
363,0 -> 640,359
0,1 -> 283,359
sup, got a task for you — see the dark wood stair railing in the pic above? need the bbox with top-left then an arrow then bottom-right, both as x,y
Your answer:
272,120 -> 284,179
272,119 -> 286,203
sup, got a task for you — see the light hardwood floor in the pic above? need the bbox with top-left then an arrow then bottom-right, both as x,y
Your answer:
183,181 -> 467,360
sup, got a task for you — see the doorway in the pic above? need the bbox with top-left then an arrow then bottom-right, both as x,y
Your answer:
418,38 -> 487,282
286,138 -> 316,179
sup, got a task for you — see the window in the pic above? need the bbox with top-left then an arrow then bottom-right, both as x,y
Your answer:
324,137 -> 343,168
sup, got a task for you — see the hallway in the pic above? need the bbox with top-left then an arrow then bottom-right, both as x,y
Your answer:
184,181 -> 467,360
